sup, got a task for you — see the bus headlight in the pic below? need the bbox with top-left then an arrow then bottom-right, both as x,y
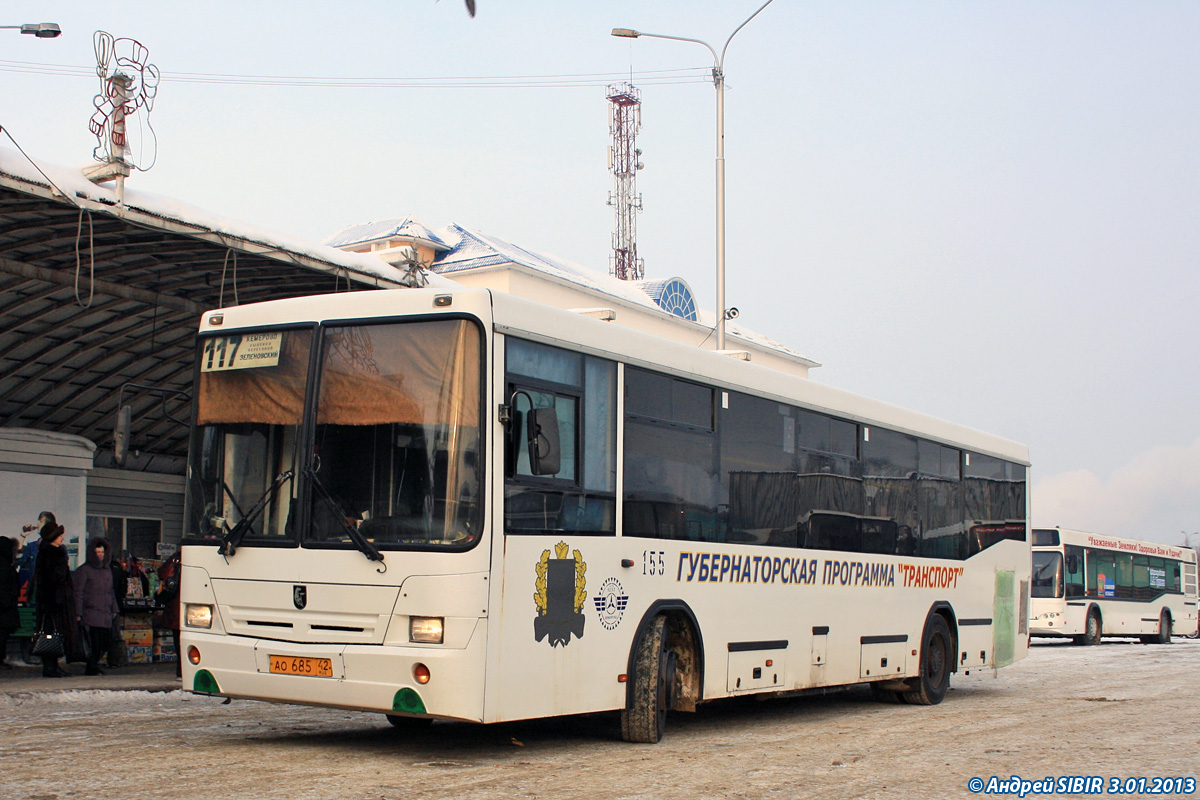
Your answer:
185,604 -> 214,629
410,616 -> 444,644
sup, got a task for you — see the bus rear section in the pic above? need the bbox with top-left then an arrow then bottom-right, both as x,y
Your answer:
1030,527 -> 1199,643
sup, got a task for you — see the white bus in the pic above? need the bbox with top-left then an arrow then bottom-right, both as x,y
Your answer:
1030,528 -> 1199,644
179,287 -> 1031,742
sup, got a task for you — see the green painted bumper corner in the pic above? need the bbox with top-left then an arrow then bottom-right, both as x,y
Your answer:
392,688 -> 426,715
193,669 -> 221,695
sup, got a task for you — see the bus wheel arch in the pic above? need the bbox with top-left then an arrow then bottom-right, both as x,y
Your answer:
922,602 -> 959,673
903,607 -> 954,706
621,601 -> 704,743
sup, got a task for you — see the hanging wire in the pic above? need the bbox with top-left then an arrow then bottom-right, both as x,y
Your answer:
0,59 -> 711,89
0,124 -> 79,203
218,249 -> 239,307
74,209 -> 96,309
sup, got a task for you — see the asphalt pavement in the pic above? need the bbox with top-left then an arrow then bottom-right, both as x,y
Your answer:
0,659 -> 181,694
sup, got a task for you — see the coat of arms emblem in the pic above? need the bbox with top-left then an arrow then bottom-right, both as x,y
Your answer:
534,541 -> 586,647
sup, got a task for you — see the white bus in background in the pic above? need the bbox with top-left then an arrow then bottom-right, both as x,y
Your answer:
179,287 -> 1031,742
1030,528 -> 1199,644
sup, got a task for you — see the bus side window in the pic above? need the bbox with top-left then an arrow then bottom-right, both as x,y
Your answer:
1064,545 -> 1085,598
504,338 -> 616,536
623,367 -> 718,543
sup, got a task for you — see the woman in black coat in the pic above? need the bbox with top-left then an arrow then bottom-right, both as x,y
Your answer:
34,523 -> 74,677
0,536 -> 19,668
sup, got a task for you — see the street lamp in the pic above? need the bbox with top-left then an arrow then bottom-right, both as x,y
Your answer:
613,0 -> 775,352
0,22 -> 62,38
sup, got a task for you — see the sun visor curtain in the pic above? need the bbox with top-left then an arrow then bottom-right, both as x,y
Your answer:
196,320 -> 480,428
196,330 -> 312,426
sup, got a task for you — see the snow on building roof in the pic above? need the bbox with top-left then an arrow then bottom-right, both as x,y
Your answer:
434,223 -> 696,312
322,217 -> 451,251
322,213 -> 817,366
431,222 -> 817,366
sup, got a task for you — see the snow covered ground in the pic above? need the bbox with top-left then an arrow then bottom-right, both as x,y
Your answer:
2,639 -> 1196,799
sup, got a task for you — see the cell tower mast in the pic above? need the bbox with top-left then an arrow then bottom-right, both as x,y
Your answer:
607,83 -> 644,281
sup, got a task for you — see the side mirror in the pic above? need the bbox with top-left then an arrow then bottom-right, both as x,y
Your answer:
526,407 -> 561,476
113,405 -> 132,466
1066,554 -> 1078,574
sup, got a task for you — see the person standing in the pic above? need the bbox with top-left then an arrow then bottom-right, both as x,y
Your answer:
74,537 -> 119,676
108,551 -> 130,668
0,536 -> 19,669
156,550 -> 182,678
34,522 -> 73,678
16,511 -> 54,604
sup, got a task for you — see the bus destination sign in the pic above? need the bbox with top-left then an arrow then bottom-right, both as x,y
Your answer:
201,332 -> 282,372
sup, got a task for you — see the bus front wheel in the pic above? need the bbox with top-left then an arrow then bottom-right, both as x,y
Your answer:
1075,609 -> 1101,646
621,615 -> 675,743
903,614 -> 951,706
384,714 -> 433,732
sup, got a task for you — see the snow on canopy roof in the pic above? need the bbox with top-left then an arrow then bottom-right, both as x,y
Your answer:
322,217 -> 451,251
0,146 -> 456,289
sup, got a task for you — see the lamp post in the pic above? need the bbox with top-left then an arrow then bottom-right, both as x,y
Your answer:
613,0 -> 775,352
0,23 -> 62,38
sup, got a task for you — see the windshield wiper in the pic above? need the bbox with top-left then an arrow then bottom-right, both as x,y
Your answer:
220,470 -> 294,557
304,467 -> 386,572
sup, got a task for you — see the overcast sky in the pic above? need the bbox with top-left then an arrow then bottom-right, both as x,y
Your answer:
3,1 -> 1198,547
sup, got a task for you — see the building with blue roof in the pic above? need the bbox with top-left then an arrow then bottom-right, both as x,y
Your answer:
322,216 -> 819,377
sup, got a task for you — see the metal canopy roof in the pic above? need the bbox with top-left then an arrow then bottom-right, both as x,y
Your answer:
0,150 -> 424,472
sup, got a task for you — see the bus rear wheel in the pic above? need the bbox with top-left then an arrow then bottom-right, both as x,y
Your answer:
1141,610 -> 1171,645
903,614 -> 951,706
621,615 -> 675,743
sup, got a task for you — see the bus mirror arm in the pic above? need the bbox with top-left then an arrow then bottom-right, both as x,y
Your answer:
112,382 -> 191,467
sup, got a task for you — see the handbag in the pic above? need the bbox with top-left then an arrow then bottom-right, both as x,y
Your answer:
107,629 -> 128,668
31,627 -> 65,658
76,622 -> 93,662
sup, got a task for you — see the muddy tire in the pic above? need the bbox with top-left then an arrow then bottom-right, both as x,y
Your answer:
903,614 -> 951,706
1143,610 -> 1171,645
1078,609 -> 1102,646
621,615 -> 674,743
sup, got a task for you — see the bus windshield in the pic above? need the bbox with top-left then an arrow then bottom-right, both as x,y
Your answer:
1031,551 -> 1064,598
185,319 -> 484,549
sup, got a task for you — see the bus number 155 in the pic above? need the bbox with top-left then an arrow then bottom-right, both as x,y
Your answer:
644,550 -> 666,576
